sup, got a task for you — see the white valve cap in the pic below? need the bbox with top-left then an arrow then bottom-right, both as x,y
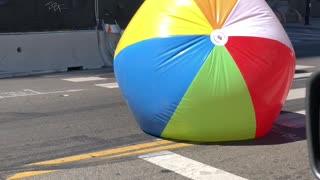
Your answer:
210,29 -> 228,46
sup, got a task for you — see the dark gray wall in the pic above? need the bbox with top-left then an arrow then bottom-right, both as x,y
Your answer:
0,0 -> 96,33
99,0 -> 144,29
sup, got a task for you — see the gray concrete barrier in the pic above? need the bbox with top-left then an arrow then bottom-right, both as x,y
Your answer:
0,30 -> 113,78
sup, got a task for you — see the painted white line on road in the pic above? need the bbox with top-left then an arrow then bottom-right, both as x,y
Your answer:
295,110 -> 306,115
296,65 -> 315,70
40,89 -> 84,94
287,88 -> 305,101
294,73 -> 312,79
95,83 -> 119,89
24,89 -> 42,94
0,89 -> 84,99
140,151 -> 247,180
62,77 -> 107,82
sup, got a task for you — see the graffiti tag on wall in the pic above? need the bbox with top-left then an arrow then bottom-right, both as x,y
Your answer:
44,1 -> 67,13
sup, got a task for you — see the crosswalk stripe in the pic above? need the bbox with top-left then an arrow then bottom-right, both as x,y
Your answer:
95,83 -> 119,89
296,65 -> 315,70
295,110 -> 306,115
140,151 -> 247,180
62,77 -> 107,82
286,88 -> 305,101
294,72 -> 312,79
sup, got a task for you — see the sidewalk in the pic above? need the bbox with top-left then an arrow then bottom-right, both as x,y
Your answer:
284,17 -> 320,30
283,18 -> 320,57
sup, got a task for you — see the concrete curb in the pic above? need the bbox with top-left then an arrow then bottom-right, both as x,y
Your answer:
284,19 -> 320,31
285,25 -> 320,31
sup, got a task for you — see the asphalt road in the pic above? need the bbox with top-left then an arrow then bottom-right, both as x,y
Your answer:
0,57 -> 320,179
0,51 -> 320,179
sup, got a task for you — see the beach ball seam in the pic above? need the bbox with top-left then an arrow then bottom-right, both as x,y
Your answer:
115,0 -> 217,57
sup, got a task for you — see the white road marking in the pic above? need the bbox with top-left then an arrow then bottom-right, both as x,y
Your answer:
95,83 -> 119,89
296,65 -> 315,70
139,151 -> 248,180
295,110 -> 306,115
294,73 -> 312,79
24,89 -> 42,94
286,88 -> 305,101
294,64 -> 315,80
0,89 -> 83,99
42,89 -> 84,94
62,77 -> 107,82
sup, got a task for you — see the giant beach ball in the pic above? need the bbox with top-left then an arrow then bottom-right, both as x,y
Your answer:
113,0 -> 296,142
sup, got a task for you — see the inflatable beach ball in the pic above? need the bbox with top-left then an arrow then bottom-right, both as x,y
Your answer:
114,0 -> 296,142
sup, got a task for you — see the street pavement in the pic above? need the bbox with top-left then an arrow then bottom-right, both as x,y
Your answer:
0,55 -> 319,180
0,21 -> 320,180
